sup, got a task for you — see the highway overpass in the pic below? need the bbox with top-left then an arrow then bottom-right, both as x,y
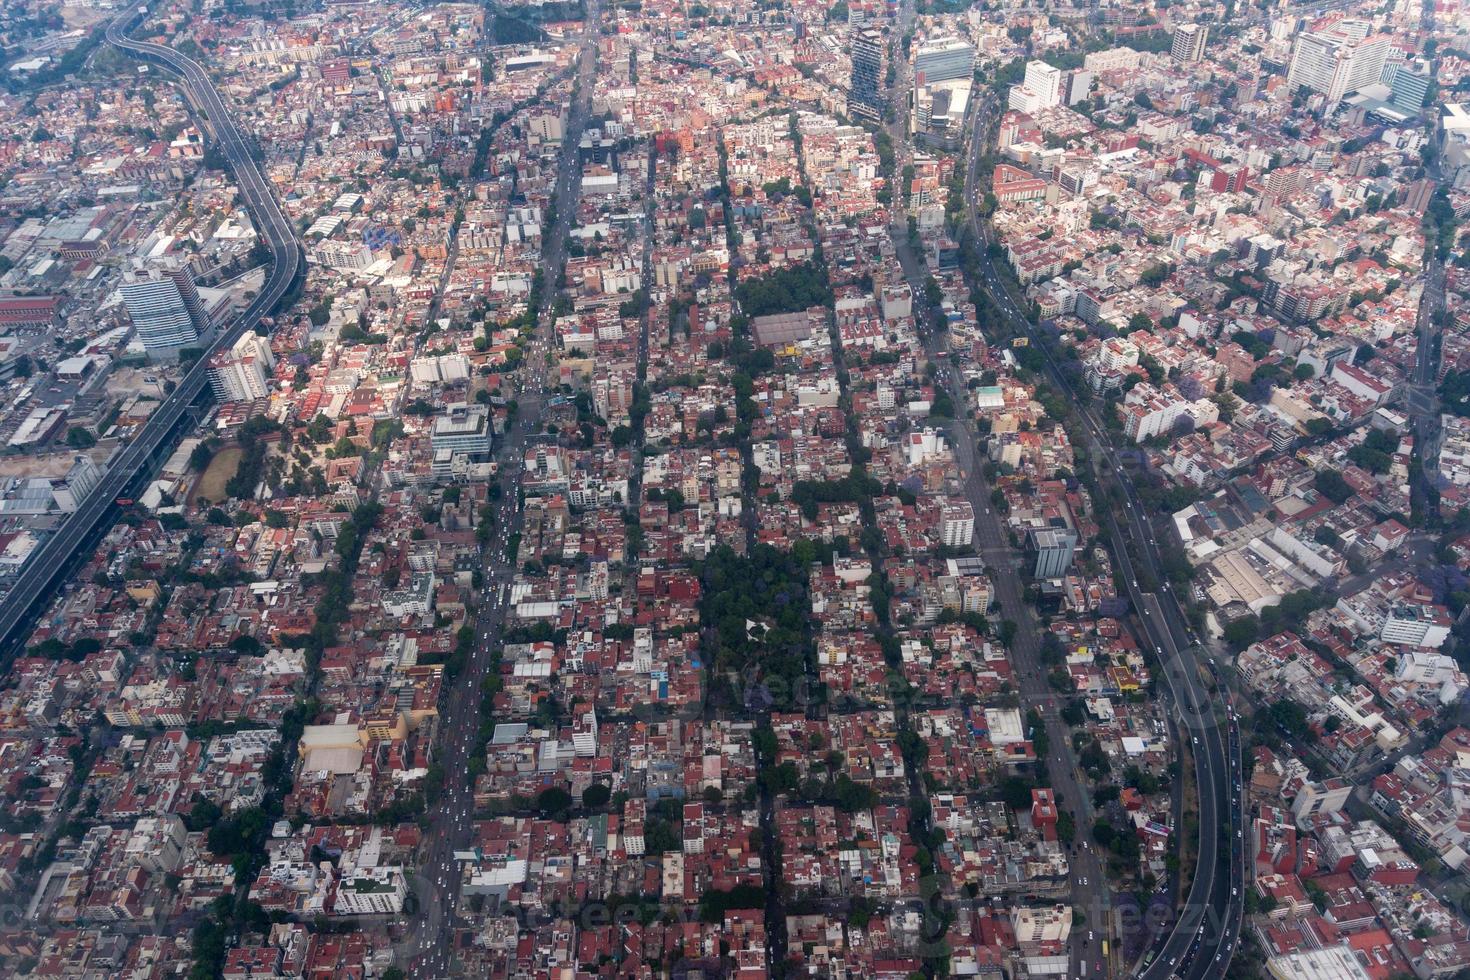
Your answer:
0,6 -> 302,654
961,89 -> 1243,980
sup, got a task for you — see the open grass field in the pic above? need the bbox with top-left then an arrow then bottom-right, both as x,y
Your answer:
190,446 -> 243,506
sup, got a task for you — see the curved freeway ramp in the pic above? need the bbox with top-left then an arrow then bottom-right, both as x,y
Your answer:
0,7 -> 302,653
958,90 -> 1243,978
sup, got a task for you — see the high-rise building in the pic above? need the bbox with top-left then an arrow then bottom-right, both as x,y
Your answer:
1066,69 -> 1093,106
1171,23 -> 1207,62
121,264 -> 209,355
166,265 -> 208,331
430,402 -> 493,476
1389,65 -> 1431,113
1032,527 -> 1078,578
1024,60 -> 1061,104
1007,60 -> 1062,114
208,333 -> 274,403
913,36 -> 975,86
1285,24 -> 1390,103
1290,778 -> 1352,828
848,28 -> 886,121
1121,381 -> 1191,441
527,110 -> 566,146
124,816 -> 190,874
941,501 -> 975,548
1084,48 -> 1142,73
1011,904 -> 1072,954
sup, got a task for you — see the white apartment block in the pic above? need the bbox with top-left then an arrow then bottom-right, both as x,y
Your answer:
208,332 -> 274,403
332,866 -> 409,915
1121,382 -> 1189,442
1083,47 -> 1141,72
410,353 -> 470,384
1286,24 -> 1390,103
941,500 -> 975,548
1008,61 -> 1062,114
1380,604 -> 1452,649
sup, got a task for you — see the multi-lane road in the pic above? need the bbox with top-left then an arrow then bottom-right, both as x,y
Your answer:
946,417 -> 1116,977
405,9 -> 600,974
882,22 -> 1113,978
959,86 -> 1244,979
404,385 -> 541,978
0,7 -> 303,656
27,8 -> 1268,976
1408,232 -> 1447,521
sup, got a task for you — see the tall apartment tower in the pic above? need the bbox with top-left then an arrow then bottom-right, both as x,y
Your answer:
848,28 -> 886,121
1285,23 -> 1390,103
1008,60 -> 1063,114
121,263 -> 210,356
208,332 -> 274,403
941,500 -> 975,548
166,265 -> 209,332
1171,23 -> 1208,63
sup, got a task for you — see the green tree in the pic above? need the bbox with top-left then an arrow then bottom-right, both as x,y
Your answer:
189,442 -> 214,471
536,787 -> 572,817
1314,470 -> 1353,504
1056,810 -> 1075,844
1222,616 -> 1260,650
732,262 -> 833,317
1000,775 -> 1034,810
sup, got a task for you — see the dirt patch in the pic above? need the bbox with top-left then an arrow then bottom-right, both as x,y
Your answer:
191,446 -> 243,507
